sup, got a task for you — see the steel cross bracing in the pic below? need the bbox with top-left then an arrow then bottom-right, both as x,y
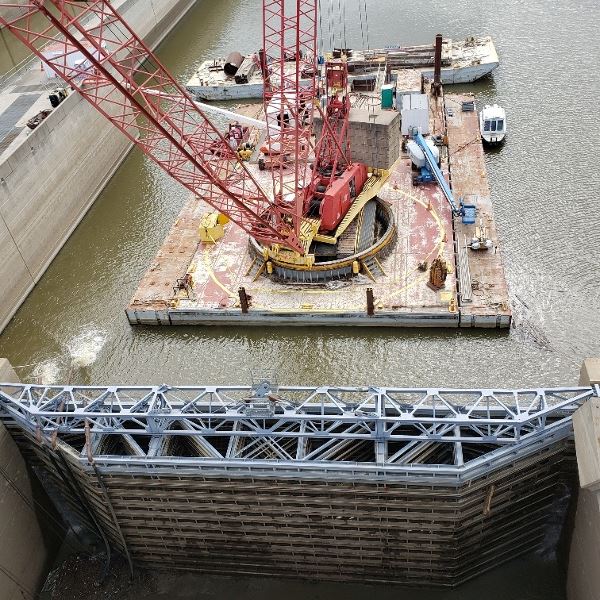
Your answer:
0,383 -> 596,474
0,0 -> 303,252
262,0 -> 318,241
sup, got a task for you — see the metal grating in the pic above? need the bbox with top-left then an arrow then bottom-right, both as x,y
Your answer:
0,93 -> 40,141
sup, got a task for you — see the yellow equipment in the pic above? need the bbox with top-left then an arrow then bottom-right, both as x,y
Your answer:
199,212 -> 230,243
237,148 -> 253,161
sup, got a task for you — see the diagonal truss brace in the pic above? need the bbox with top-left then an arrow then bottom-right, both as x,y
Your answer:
0,383 -> 594,470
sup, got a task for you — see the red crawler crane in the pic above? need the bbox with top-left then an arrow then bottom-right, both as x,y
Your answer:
305,59 -> 368,232
0,0 -> 304,252
0,1 -> 367,260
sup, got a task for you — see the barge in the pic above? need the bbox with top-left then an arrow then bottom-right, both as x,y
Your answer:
127,85 -> 511,329
187,36 -> 499,101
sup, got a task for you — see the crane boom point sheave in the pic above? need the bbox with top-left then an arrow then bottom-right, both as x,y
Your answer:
0,0 -> 304,254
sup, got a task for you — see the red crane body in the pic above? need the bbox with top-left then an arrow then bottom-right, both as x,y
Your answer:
305,60 -> 368,233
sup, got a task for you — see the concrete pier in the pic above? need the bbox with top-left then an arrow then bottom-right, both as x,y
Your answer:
0,358 -> 62,600
0,357 -> 17,383
567,360 -> 600,600
0,0 -> 198,334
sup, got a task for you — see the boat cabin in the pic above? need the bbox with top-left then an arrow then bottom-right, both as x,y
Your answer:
479,104 -> 506,145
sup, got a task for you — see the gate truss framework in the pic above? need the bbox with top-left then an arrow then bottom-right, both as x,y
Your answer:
0,383 -> 596,477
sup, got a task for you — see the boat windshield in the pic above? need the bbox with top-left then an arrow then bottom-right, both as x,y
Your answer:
483,118 -> 504,133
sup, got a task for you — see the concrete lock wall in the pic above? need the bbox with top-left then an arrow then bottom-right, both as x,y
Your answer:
0,0 -> 197,334
0,358 -> 58,600
567,359 -> 600,600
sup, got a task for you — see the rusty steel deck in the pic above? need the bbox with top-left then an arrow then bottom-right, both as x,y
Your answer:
445,93 -> 511,327
127,94 -> 511,328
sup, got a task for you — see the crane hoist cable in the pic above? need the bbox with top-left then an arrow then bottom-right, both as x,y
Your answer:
327,0 -> 335,51
363,0 -> 370,49
357,0 -> 370,51
318,0 -> 324,53
338,0 -> 347,50
358,0 -> 365,51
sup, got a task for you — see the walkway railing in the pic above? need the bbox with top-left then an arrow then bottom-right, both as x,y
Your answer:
0,382 -> 596,475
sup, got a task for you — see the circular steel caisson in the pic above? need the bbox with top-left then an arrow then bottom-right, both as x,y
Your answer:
248,198 -> 396,283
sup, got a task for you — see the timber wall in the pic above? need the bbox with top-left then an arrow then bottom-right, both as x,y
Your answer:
6,429 -> 577,588
0,0 -> 197,334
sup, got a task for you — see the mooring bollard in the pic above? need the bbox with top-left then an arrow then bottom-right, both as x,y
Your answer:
366,288 -> 375,316
238,287 -> 250,314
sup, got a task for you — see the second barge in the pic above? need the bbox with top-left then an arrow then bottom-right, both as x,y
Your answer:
187,36 -> 499,101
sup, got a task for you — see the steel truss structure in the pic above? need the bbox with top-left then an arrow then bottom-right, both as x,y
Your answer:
262,0 -> 317,239
0,382 -> 595,475
0,0 -> 303,251
0,381 -> 591,585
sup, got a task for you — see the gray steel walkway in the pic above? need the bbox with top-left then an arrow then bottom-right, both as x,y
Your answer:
0,381 -> 596,480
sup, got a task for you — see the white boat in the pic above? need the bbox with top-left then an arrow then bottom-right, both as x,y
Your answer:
479,104 -> 506,146
187,36 -> 499,102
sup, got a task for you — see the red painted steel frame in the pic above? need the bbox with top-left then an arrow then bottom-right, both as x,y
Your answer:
0,0 -> 303,252
262,0 -> 317,240
311,60 -> 352,187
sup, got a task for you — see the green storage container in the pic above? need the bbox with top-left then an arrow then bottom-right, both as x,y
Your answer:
381,84 -> 394,109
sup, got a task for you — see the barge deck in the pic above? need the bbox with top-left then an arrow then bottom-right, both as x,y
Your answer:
127,93 -> 511,329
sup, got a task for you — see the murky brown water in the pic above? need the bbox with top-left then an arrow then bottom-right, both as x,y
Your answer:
2,0 -> 600,597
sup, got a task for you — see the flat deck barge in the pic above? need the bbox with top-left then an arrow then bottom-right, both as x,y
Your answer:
127,93 -> 511,328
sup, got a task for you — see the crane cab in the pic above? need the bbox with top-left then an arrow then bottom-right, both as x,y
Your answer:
306,163 -> 368,233
479,104 -> 506,146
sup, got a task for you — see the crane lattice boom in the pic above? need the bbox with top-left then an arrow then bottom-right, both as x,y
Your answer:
262,0 -> 318,243
0,0 -> 304,252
